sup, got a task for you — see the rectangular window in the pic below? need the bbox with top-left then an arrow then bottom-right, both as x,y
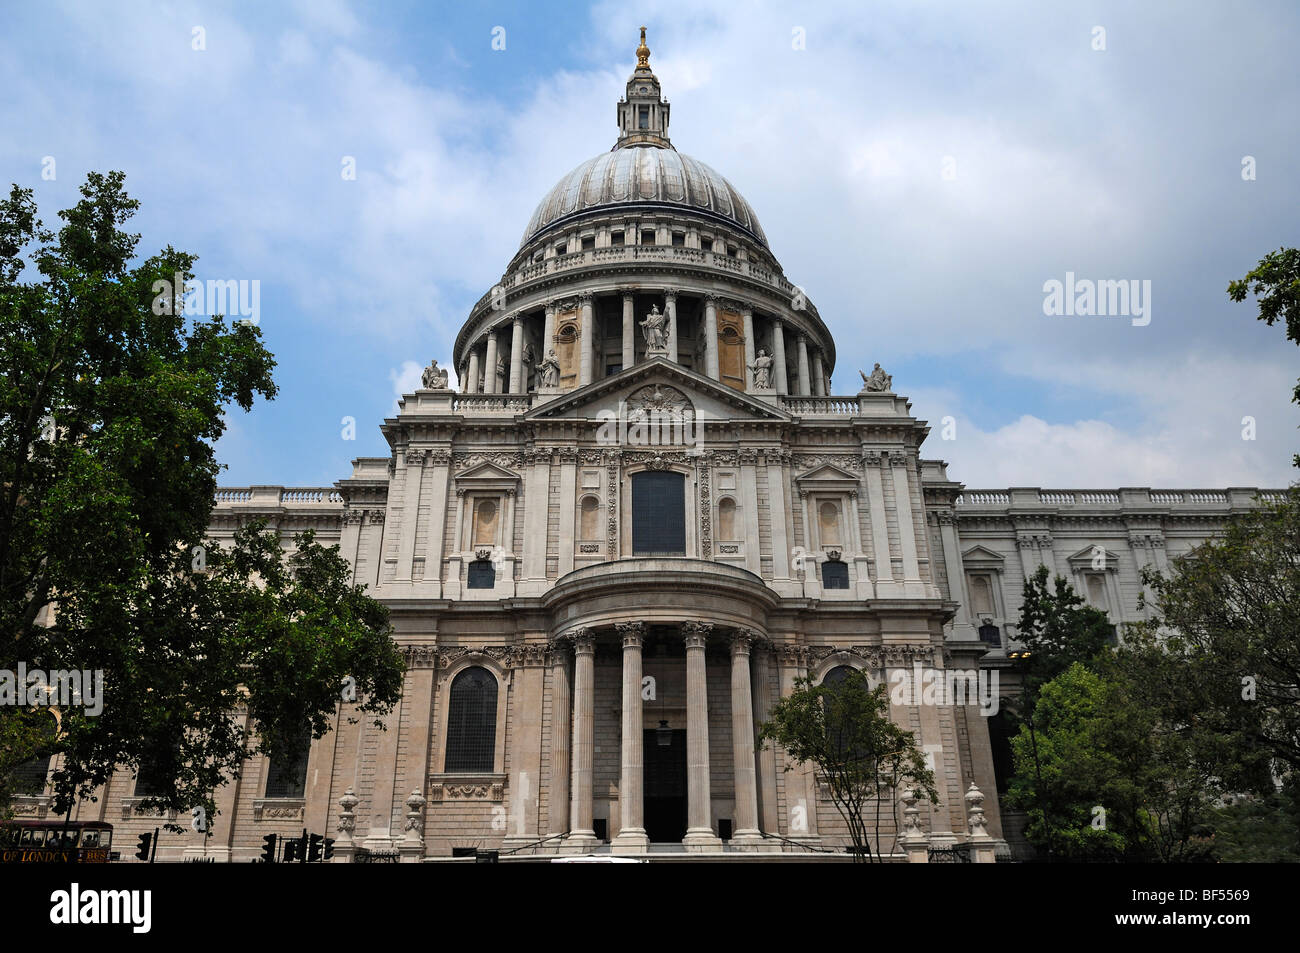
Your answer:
632,471 -> 686,555
641,229 -> 656,246
638,106 -> 649,129
264,728 -> 312,799
611,230 -> 624,246
581,236 -> 595,251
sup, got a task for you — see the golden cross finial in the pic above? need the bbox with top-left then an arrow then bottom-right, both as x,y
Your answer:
636,26 -> 650,69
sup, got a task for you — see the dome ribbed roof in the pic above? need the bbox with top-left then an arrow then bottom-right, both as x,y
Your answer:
520,146 -> 769,250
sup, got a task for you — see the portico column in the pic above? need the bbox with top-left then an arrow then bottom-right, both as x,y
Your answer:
703,296 -> 720,380
543,301 -> 557,356
741,307 -> 756,390
811,350 -> 826,397
567,628 -> 598,849
578,294 -> 594,386
612,622 -> 649,852
771,318 -> 789,394
508,316 -> 525,393
796,334 -> 811,396
682,622 -> 721,850
622,293 -> 635,369
466,348 -> 481,394
664,290 -> 678,363
548,640 -> 571,835
484,331 -> 499,394
729,630 -> 763,847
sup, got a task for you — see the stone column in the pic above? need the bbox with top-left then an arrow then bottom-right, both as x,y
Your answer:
466,348 -> 481,394
612,622 -> 649,853
682,622 -> 721,850
937,510 -> 975,639
741,307 -> 756,390
548,640 -> 571,837
566,628 -> 598,850
664,290 -> 678,363
777,646 -> 820,841
394,449 -> 423,583
771,318 -> 789,394
864,452 -> 897,596
729,630 -> 763,847
508,316 -> 525,393
890,452 -> 924,594
703,296 -> 720,380
796,335 -> 811,396
543,301 -> 557,357
622,293 -> 635,369
811,350 -> 825,396
579,294 -> 594,386
484,331 -> 499,394
751,645 -> 780,835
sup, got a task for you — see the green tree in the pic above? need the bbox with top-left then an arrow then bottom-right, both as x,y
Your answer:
1014,564 -> 1115,707
1134,488 -> 1300,786
1228,247 -> 1300,465
1006,661 -> 1224,862
759,667 -> 937,862
0,173 -> 404,828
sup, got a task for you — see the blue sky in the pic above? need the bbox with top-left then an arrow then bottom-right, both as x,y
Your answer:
4,0 -> 1298,488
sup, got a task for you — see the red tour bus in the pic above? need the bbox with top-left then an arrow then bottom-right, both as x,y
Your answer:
0,819 -> 114,863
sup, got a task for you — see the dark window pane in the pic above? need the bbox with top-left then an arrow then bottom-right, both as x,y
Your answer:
632,471 -> 685,555
445,667 -> 498,772
134,759 -> 172,798
11,755 -> 50,795
978,622 -> 1002,647
265,728 -> 312,799
822,560 -> 849,589
467,559 -> 496,589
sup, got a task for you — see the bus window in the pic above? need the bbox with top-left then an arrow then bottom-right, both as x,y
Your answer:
19,828 -> 44,847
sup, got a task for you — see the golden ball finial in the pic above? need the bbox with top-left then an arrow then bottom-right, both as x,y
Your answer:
636,26 -> 650,69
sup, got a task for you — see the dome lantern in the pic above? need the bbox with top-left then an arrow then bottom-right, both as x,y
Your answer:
616,26 -> 671,150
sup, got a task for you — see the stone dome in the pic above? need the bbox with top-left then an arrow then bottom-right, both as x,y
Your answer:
520,146 -> 769,251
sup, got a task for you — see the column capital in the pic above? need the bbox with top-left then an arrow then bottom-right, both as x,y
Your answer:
567,627 -> 595,654
771,315 -> 783,327
682,621 -> 713,649
578,292 -> 594,305
663,287 -> 678,301
615,621 -> 645,647
512,314 -> 522,327
729,629 -> 756,656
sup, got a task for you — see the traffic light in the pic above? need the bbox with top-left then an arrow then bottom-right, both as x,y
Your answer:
282,839 -> 297,863
134,832 -> 152,862
322,838 -> 335,861
307,833 -> 323,863
297,831 -> 309,863
261,833 -> 277,864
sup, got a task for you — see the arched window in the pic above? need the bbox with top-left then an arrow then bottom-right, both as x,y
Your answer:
473,498 -> 498,546
445,667 -> 498,772
717,497 -> 737,540
467,559 -> 496,589
819,500 -> 842,546
821,559 -> 849,589
970,575 -> 995,617
631,470 -> 686,555
821,665 -> 862,762
579,495 -> 600,540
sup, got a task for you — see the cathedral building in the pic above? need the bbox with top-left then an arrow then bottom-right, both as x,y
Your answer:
22,32 -> 1284,861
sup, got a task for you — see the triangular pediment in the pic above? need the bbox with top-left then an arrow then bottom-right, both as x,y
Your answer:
455,461 -> 521,484
524,357 -> 791,424
794,463 -> 860,485
960,544 -> 1006,568
1066,544 -> 1119,570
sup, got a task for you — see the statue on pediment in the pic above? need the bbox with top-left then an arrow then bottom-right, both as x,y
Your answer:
860,363 -> 892,393
749,346 -> 773,389
422,359 -> 449,389
640,303 -> 668,351
538,348 -> 561,389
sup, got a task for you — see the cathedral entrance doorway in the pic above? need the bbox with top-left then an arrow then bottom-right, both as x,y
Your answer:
643,728 -> 688,842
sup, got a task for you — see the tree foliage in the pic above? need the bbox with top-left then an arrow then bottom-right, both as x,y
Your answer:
759,667 -> 937,862
0,173 -> 404,827
1014,564 -> 1115,708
